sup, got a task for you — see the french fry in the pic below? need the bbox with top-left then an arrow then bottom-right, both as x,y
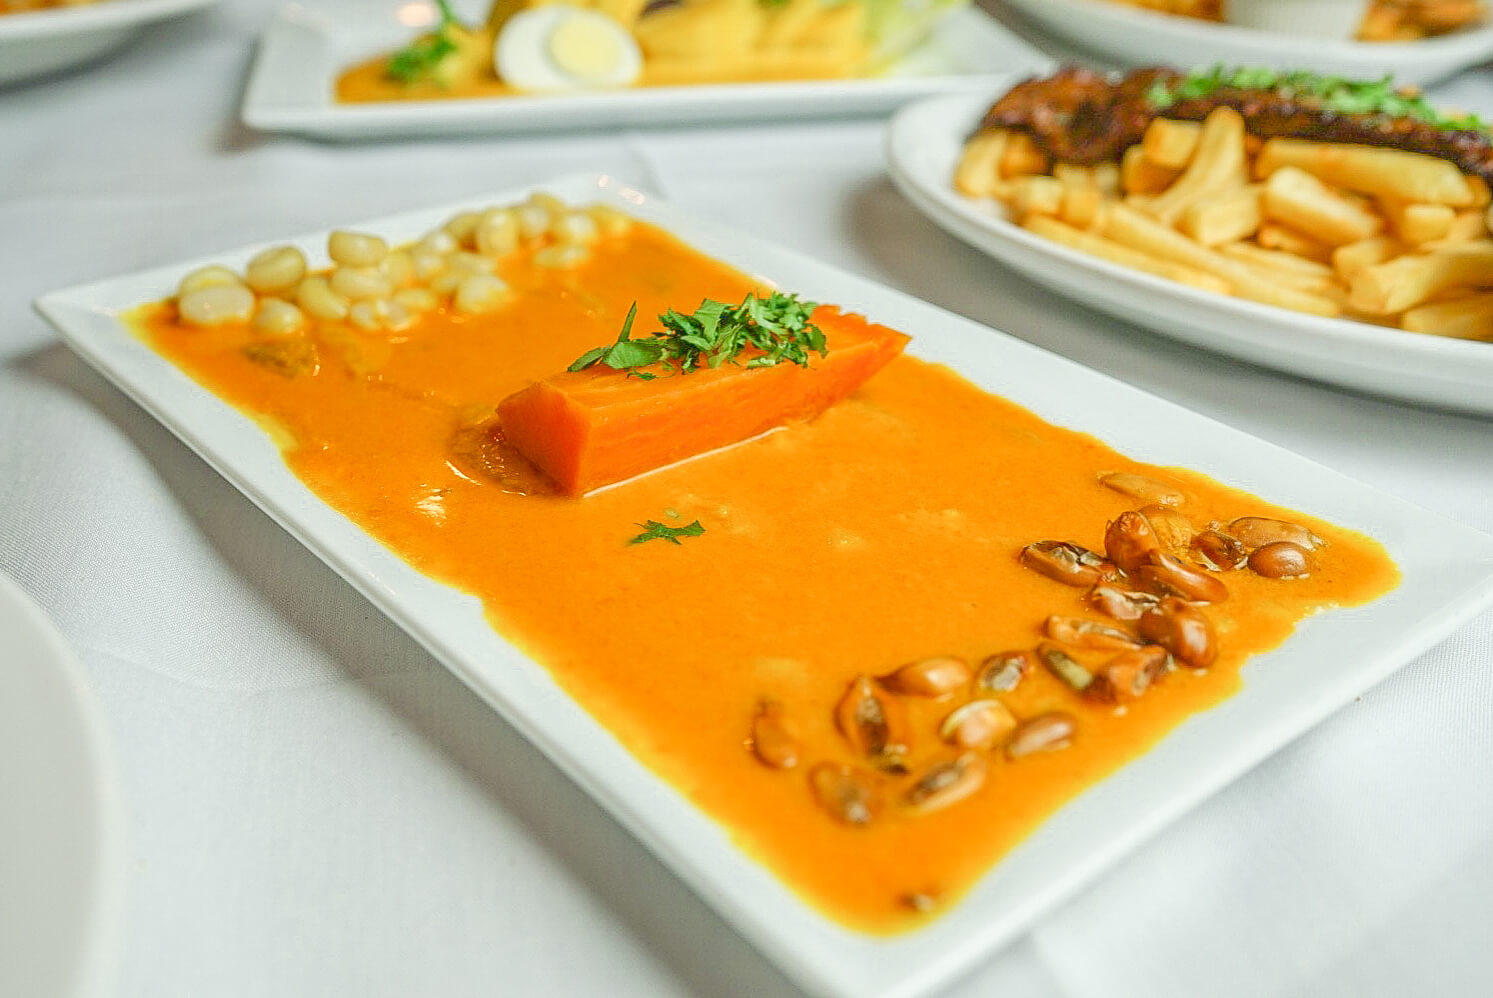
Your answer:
1401,293 -> 1493,340
1349,242 -> 1493,314
1421,211 -> 1490,249
1120,145 -> 1181,196
1466,174 -> 1491,208
1219,242 -> 1339,293
1378,196 -> 1456,244
1011,175 -> 1065,218
1104,204 -> 1340,315
1179,185 -> 1262,246
1060,184 -> 1105,229
1333,235 -> 1404,282
953,130 -> 1011,198
1023,215 -> 1230,294
1256,222 -> 1335,263
1254,138 -> 1475,206
1092,163 -> 1121,197
1142,107 -> 1249,224
1001,131 -> 1049,178
1141,118 -> 1202,170
1053,163 -> 1096,189
1262,166 -> 1384,245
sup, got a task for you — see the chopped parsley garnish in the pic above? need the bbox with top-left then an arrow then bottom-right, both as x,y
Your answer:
568,292 -> 826,381
1146,66 -> 1489,133
386,0 -> 461,85
628,519 -> 706,545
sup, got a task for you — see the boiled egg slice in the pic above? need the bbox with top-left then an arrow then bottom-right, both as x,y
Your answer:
495,5 -> 643,93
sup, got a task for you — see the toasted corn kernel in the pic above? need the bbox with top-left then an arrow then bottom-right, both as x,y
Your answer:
1090,645 -> 1170,702
976,650 -> 1032,692
1045,615 -> 1141,650
327,230 -> 388,268
296,275 -> 349,322
1139,597 -> 1217,669
1038,642 -> 1095,693
750,699 -> 800,769
1192,529 -> 1247,571
1100,471 -> 1186,506
330,265 -> 393,302
1139,504 -> 1196,551
834,675 -> 912,763
243,336 -> 317,378
905,753 -> 987,813
453,274 -> 509,315
1135,550 -> 1229,603
939,699 -> 1017,751
808,763 -> 879,825
1087,584 -> 1161,621
1228,516 -> 1324,551
178,265 -> 243,297
1105,510 -> 1161,572
245,246 -> 307,296
252,297 -> 305,337
1020,540 -> 1117,587
1249,541 -> 1312,579
879,656 -> 970,697
1006,713 -> 1077,758
475,208 -> 520,257
179,284 -> 255,326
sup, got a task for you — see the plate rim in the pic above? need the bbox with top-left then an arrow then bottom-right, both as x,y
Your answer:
32,171 -> 1493,998
0,0 -> 219,41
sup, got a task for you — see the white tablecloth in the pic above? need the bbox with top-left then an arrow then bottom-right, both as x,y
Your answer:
2,3 -> 1491,996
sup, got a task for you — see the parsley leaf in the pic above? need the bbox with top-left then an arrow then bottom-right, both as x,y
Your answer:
386,0 -> 462,85
628,519 -> 706,546
568,292 -> 826,379
1146,66 -> 1489,133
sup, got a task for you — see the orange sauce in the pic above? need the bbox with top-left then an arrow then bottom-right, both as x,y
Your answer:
133,218 -> 1398,932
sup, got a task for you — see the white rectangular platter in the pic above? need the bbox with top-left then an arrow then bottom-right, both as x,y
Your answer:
240,0 -> 1053,139
34,173 -> 1493,998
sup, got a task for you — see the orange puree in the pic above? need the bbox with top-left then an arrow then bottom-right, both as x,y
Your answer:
132,218 -> 1398,932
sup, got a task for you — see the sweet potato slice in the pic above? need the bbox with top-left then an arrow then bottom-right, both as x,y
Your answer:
498,305 -> 910,496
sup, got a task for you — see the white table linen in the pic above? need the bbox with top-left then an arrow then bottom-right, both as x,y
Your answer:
2,3 -> 1491,996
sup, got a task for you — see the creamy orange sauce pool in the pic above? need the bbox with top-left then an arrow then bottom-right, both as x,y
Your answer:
133,218 -> 1398,932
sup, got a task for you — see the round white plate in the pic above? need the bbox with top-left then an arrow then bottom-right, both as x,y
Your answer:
0,0 -> 219,86
884,91 -> 1493,415
993,0 -> 1493,85
0,572 -> 120,998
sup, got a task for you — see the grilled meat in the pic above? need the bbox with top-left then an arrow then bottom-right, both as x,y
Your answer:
979,66 -> 1493,185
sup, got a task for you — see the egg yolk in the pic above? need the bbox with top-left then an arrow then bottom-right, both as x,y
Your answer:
548,15 -> 625,82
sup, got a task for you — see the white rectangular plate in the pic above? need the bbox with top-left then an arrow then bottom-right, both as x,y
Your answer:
34,173 -> 1493,998
240,0 -> 1053,139
886,91 -> 1493,416
992,0 -> 1493,85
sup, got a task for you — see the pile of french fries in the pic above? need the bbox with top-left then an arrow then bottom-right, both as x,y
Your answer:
955,109 -> 1493,342
1101,0 -> 1487,39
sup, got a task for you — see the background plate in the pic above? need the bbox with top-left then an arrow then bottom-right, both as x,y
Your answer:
992,0 -> 1493,85
241,0 -> 1053,139
0,572 -> 121,998
34,173 -> 1493,998
0,0 -> 218,86
886,91 -> 1493,416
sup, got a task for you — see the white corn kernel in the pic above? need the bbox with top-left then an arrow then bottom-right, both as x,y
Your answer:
552,210 -> 599,246
515,203 -> 552,240
453,274 -> 508,314
380,250 -> 414,288
252,297 -> 306,336
179,284 -> 256,326
330,264 -> 393,302
475,208 -> 520,257
445,251 -> 494,276
384,301 -> 415,331
417,229 -> 458,255
178,265 -> 244,297
393,288 -> 439,313
296,275 -> 350,322
411,250 -> 447,282
327,230 -> 388,267
245,246 -> 307,296
443,211 -> 481,247
428,269 -> 464,297
527,192 -> 567,214
586,204 -> 632,238
533,244 -> 588,269
348,299 -> 390,331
